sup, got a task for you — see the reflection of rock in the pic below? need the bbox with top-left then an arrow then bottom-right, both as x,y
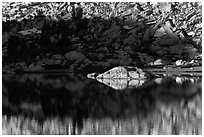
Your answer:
96,78 -> 146,90
65,77 -> 91,92
97,78 -> 127,90
151,77 -> 202,104
2,73 -> 202,124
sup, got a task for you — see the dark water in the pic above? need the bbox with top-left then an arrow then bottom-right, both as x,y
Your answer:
2,73 -> 202,135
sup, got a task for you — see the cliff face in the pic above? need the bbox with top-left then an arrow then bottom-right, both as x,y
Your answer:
2,2 -> 202,73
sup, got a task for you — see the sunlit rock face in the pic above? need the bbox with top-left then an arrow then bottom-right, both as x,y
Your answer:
87,66 -> 150,90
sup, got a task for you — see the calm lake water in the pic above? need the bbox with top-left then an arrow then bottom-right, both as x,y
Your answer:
2,73 -> 202,135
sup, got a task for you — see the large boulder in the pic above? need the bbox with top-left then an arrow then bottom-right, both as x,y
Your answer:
36,54 -> 66,69
64,51 -> 92,71
87,66 -> 153,90
95,66 -> 149,79
27,63 -> 45,72
50,54 -> 66,66
87,66 -> 152,80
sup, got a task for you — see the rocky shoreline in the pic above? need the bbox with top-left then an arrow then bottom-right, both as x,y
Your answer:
2,2 -> 202,74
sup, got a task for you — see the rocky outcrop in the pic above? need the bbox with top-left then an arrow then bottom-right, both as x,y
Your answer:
2,2 -> 202,74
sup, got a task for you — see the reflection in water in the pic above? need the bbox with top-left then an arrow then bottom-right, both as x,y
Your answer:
2,73 -> 202,135
96,78 -> 146,90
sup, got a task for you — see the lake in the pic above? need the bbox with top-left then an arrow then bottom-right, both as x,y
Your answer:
2,73 -> 202,135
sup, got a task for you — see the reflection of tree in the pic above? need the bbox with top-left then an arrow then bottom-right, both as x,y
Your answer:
2,74 -> 202,134
2,104 -> 202,135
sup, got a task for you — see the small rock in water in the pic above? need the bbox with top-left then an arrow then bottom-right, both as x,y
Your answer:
175,60 -> 183,66
87,73 -> 98,79
189,59 -> 194,64
149,59 -> 163,66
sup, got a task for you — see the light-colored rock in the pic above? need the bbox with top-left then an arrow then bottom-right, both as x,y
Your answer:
87,65 -> 149,90
88,66 -> 149,80
175,60 -> 183,66
87,73 -> 98,79
97,66 -> 128,79
128,71 -> 139,79
154,27 -> 166,37
153,59 -> 163,66
18,28 -> 41,35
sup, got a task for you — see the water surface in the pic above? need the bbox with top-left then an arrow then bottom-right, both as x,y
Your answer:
2,73 -> 202,135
